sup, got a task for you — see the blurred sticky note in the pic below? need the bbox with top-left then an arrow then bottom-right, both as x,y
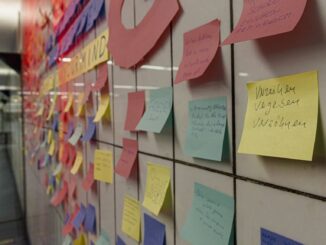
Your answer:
115,138 -> 138,178
94,149 -> 113,183
124,91 -> 145,131
222,0 -> 307,45
62,205 -> 80,235
136,87 -> 173,133
47,95 -> 57,121
181,183 -> 234,245
50,181 -> 68,206
75,93 -> 85,117
73,204 -> 87,229
73,233 -> 86,245
238,71 -> 318,161
144,213 -> 165,245
96,233 -> 111,245
261,228 -> 303,245
84,204 -> 96,234
185,97 -> 227,161
47,130 -> 53,144
143,163 -> 171,216
36,104 -> 44,116
82,116 -> 96,141
48,139 -> 56,156
94,93 -> 110,122
122,195 -> 141,242
175,19 -> 220,84
64,93 -> 74,112
116,236 -> 126,245
68,123 -> 83,145
52,114 -> 59,131
65,122 -> 75,141
63,235 -> 72,245
70,151 -> 83,174
82,164 -> 95,191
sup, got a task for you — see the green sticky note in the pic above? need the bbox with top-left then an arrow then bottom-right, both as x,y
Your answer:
185,97 -> 227,161
96,231 -> 111,245
136,87 -> 173,133
181,182 -> 234,245
62,235 -> 72,245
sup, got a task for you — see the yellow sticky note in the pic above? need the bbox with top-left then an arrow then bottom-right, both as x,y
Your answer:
73,234 -> 86,245
64,93 -> 74,112
36,105 -> 44,116
70,151 -> 83,174
94,149 -> 113,183
48,139 -> 55,156
46,95 -> 57,121
93,93 -> 110,122
47,130 -> 53,144
122,195 -> 141,242
238,70 -> 319,161
143,163 -> 171,216
75,93 -> 85,117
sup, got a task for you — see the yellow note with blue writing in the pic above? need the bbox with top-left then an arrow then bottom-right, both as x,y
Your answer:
94,149 -> 113,183
238,71 -> 319,161
143,163 -> 171,216
122,195 -> 141,242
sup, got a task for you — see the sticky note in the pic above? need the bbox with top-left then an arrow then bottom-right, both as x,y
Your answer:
122,195 -> 141,242
223,0 -> 307,45
68,145 -> 77,167
64,93 -> 74,112
144,213 -> 165,245
65,122 -> 75,141
68,123 -> 83,145
47,94 -> 57,121
185,97 -> 227,161
82,164 -> 95,191
238,71 -> 319,161
116,236 -> 126,245
36,104 -> 44,116
63,235 -> 72,245
124,91 -> 145,131
73,233 -> 86,245
94,149 -> 113,183
82,116 -> 96,141
136,87 -> 173,133
75,104 -> 85,117
52,114 -> 59,131
47,130 -> 53,144
73,204 -> 87,229
261,228 -> 303,245
62,205 -> 80,235
181,183 -> 234,245
94,93 -> 110,122
96,234 -> 110,245
175,19 -> 220,84
84,204 -> 96,234
48,139 -> 56,156
70,151 -> 83,174
50,181 -> 68,207
93,62 -> 108,91
115,138 -> 138,178
143,163 -> 171,216
52,163 -> 62,176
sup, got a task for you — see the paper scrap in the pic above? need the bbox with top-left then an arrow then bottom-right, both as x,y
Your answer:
136,87 -> 173,133
68,123 -> 83,145
94,93 -> 110,122
64,93 -> 74,112
84,204 -> 96,234
185,97 -> 227,161
73,204 -> 87,229
175,19 -> 220,84
116,236 -> 126,245
181,183 -> 234,245
108,0 -> 179,68
223,0 -> 307,45
94,149 -> 113,183
115,138 -> 138,178
261,228 -> 303,245
144,213 -> 165,245
82,164 -> 95,191
124,91 -> 145,131
122,195 -> 141,242
238,71 -> 319,161
70,150 -> 83,174
82,116 -> 96,141
143,163 -> 171,216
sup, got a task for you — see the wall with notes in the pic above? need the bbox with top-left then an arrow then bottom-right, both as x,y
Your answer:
22,0 -> 326,244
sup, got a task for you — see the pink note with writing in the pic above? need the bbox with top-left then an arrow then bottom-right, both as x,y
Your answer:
115,138 -> 138,178
175,19 -> 221,84
222,0 -> 307,45
124,91 -> 145,131
82,164 -> 95,191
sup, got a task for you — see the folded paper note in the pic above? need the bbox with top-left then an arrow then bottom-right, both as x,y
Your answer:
223,0 -> 307,45
144,213 -> 165,245
137,87 -> 172,133
238,71 -> 319,161
261,228 -> 303,245
94,93 -> 110,122
185,97 -> 227,161
122,195 -> 141,242
124,91 -> 145,131
175,19 -> 220,84
181,183 -> 234,245
94,149 -> 113,183
143,163 -> 171,216
115,138 -> 138,178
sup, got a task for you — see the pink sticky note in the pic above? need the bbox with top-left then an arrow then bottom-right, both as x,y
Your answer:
222,0 -> 307,45
108,0 -> 179,68
115,138 -> 138,178
67,146 -> 76,167
92,62 -> 108,91
62,204 -> 80,236
175,19 -> 221,84
124,91 -> 145,131
82,164 -> 95,191
50,181 -> 68,206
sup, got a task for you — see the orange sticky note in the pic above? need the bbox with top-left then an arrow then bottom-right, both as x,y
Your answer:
124,91 -> 145,131
115,138 -> 138,178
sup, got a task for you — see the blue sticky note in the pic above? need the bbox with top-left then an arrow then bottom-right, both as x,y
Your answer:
185,97 -> 227,161
116,236 -> 126,245
82,116 -> 96,141
75,11 -> 88,38
136,87 -> 173,133
72,204 -> 86,229
181,182 -> 234,245
84,204 -> 96,234
261,228 -> 303,245
52,114 -> 59,132
144,213 -> 165,245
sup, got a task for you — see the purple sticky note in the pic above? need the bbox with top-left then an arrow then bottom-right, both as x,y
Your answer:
84,204 -> 96,234
116,236 -> 126,245
82,116 -> 96,142
72,204 -> 86,229
65,122 -> 74,141
85,0 -> 105,32
261,228 -> 303,245
144,213 -> 165,245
